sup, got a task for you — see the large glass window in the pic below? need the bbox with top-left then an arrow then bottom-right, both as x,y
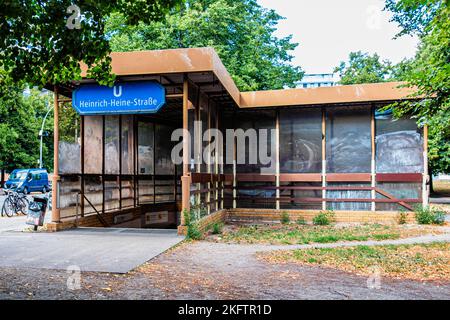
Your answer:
234,110 -> 276,174
84,116 -> 103,174
121,115 -> 134,175
155,124 -> 175,175
326,106 -> 371,173
376,110 -> 423,173
280,108 -> 322,173
105,116 -> 120,174
58,103 -> 81,174
138,122 -> 154,175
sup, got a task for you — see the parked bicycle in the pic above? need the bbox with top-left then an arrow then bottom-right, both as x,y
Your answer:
1,189 -> 29,217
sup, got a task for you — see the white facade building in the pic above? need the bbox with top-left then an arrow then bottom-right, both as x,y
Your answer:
297,73 -> 339,88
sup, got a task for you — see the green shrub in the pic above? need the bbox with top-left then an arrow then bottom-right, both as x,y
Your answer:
431,211 -> 446,225
296,216 -> 307,225
212,222 -> 224,235
280,211 -> 290,224
313,210 -> 335,226
398,211 -> 407,225
415,206 -> 446,225
183,209 -> 203,240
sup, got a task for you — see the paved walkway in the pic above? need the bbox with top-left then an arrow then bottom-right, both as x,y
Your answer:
0,228 -> 184,273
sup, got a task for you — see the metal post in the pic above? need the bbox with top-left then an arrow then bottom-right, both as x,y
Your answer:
181,74 -> 190,225
371,105 -> 376,211
39,102 -> 53,169
322,108 -> 327,211
51,86 -> 60,223
275,110 -> 280,210
423,125 -> 429,207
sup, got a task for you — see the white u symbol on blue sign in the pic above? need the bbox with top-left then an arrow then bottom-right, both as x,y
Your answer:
113,85 -> 122,97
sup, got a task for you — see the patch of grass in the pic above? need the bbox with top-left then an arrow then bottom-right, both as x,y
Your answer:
280,211 -> 290,225
212,222 -> 224,235
262,242 -> 450,281
296,216 -> 307,225
218,223 -> 443,245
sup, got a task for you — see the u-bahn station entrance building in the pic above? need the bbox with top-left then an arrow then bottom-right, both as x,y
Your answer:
47,47 -> 428,232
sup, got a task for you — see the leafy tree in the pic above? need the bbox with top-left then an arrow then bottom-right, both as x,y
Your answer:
334,51 -> 393,85
0,0 -> 181,87
106,0 -> 303,91
385,0 -> 449,175
0,70 -> 53,184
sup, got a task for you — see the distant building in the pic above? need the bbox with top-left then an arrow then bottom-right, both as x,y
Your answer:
297,73 -> 339,89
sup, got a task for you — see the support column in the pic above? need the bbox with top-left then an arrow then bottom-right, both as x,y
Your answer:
371,106 -> 376,211
207,98 -> 211,215
321,108 -> 326,211
51,86 -> 60,223
232,111 -> 237,209
423,124 -> 429,207
275,111 -> 280,210
181,75 -> 190,226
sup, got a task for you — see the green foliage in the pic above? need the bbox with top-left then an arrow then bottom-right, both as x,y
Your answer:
0,0 -> 181,86
296,216 -> 307,225
414,205 -> 446,225
385,0 -> 450,175
334,51 -> 393,85
212,222 -> 224,235
106,0 -> 303,91
280,211 -> 290,225
183,209 -> 203,240
0,70 -> 54,173
312,211 -> 335,226
398,211 -> 408,225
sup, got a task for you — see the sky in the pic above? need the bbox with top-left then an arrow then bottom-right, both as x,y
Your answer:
258,0 -> 420,74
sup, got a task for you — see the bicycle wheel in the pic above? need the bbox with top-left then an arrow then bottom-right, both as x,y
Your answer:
2,198 -> 15,217
18,197 -> 29,215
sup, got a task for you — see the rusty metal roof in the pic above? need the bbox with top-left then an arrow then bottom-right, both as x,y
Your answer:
78,47 -> 415,108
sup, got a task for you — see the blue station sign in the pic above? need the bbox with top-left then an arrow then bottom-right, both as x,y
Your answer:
72,81 -> 166,115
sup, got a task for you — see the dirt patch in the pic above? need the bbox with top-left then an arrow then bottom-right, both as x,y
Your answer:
1,240 -> 449,300
260,242 -> 450,282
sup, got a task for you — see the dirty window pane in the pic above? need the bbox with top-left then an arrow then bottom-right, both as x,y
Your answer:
326,106 -> 371,173
376,110 -> 423,173
138,122 -> 154,175
84,175 -> 103,214
234,110 -> 276,174
105,116 -> 120,174
376,182 -> 421,211
84,116 -> 103,174
326,183 -> 371,211
121,177 -> 135,208
155,124 -> 175,175
59,176 -> 81,219
58,104 -> 81,174
104,176 -> 120,212
280,108 -> 322,173
121,116 -> 134,175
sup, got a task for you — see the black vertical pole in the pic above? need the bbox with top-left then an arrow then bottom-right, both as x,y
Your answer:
102,115 -> 105,215
119,115 -> 122,211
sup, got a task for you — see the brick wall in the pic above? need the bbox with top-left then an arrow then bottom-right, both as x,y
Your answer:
47,207 -> 415,233
177,209 -> 228,236
227,208 -> 416,225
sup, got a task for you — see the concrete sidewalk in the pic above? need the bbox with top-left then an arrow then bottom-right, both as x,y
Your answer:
0,228 -> 185,273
